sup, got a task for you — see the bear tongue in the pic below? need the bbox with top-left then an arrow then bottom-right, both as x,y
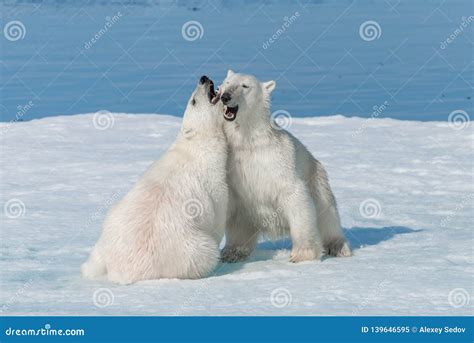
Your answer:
224,106 -> 236,121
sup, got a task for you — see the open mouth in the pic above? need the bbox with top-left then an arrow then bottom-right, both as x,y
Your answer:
208,80 -> 220,105
224,105 -> 238,121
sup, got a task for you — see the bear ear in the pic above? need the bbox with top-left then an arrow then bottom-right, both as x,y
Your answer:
226,69 -> 235,78
262,80 -> 276,94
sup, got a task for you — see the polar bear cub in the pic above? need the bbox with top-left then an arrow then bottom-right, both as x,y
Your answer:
81,76 -> 228,284
219,70 -> 351,263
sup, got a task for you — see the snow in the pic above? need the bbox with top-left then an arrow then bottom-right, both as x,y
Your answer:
0,113 -> 472,316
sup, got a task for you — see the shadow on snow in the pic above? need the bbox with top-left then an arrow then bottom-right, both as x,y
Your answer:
215,226 -> 421,275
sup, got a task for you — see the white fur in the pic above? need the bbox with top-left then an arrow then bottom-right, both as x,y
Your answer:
81,81 -> 228,284
219,70 -> 351,263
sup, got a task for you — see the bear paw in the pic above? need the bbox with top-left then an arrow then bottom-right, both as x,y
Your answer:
290,246 -> 322,263
325,239 -> 352,257
220,246 -> 250,263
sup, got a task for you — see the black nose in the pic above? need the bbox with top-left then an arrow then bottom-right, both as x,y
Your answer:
221,92 -> 231,104
199,75 -> 209,84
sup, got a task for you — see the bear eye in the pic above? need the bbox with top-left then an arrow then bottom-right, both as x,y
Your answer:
191,99 -> 196,105
242,84 -> 249,88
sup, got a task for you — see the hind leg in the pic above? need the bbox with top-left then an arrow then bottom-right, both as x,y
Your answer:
81,245 -> 107,280
311,161 -> 351,257
317,198 -> 351,257
182,236 -> 220,279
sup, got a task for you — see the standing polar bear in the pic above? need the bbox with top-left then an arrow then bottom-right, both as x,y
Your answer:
219,70 -> 351,263
81,76 -> 228,284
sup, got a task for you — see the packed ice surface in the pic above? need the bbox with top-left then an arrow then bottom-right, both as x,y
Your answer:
0,113 -> 472,315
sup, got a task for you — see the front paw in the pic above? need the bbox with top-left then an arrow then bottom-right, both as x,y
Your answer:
290,246 -> 322,263
325,239 -> 352,257
220,246 -> 250,263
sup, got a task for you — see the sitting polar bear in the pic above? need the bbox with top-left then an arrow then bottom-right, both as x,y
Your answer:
81,76 -> 228,284
219,70 -> 351,263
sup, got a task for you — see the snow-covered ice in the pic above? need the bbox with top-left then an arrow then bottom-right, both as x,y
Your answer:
0,113 -> 472,315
